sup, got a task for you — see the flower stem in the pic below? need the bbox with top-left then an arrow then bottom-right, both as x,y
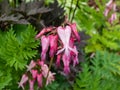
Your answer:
42,57 -> 54,88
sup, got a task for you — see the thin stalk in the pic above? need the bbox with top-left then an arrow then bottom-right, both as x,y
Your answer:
69,0 -> 74,20
42,57 -> 54,89
71,0 -> 79,22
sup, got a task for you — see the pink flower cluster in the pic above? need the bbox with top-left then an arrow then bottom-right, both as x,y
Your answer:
36,23 -> 80,74
18,60 -> 55,90
104,0 -> 117,24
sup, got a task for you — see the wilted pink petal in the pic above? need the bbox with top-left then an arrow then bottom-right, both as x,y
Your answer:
41,64 -> 49,77
35,27 -> 53,39
29,80 -> 34,90
41,35 -> 49,61
18,74 -> 28,90
49,35 -> 58,57
37,73 -> 43,88
70,23 -> 80,42
56,54 -> 62,67
26,60 -> 36,71
31,69 -> 38,79
46,72 -> 55,85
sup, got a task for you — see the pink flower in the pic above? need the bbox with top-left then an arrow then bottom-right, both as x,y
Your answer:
108,12 -> 117,24
35,27 -> 53,39
70,23 -> 80,42
104,0 -> 116,17
57,26 -> 78,74
46,72 -> 55,85
37,73 -> 43,87
29,80 -> 34,90
18,74 -> 28,90
26,60 -> 36,72
41,64 -> 49,77
71,46 -> 79,67
49,35 -> 58,57
56,54 -> 62,67
41,35 -> 49,61
62,54 -> 70,74
37,59 -> 44,66
31,69 -> 38,79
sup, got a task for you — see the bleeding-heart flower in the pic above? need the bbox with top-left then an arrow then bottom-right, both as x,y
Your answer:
26,60 -> 36,72
31,69 -> 38,79
56,54 -> 62,67
37,73 -> 43,87
46,72 -> 55,85
18,74 -> 28,90
35,27 -> 54,39
41,35 -> 49,61
70,23 -> 80,42
57,26 -> 78,74
29,80 -> 34,90
49,35 -> 58,57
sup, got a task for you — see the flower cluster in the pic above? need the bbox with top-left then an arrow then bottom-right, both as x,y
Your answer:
36,23 -> 80,74
18,60 -> 55,90
104,0 -> 117,24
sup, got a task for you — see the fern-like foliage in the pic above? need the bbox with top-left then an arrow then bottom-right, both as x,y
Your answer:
0,25 -> 39,70
73,51 -> 120,90
0,25 -> 39,89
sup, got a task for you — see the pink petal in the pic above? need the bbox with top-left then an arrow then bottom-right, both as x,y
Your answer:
62,54 -> 70,74
56,54 -> 62,67
31,69 -> 38,79
26,60 -> 36,72
49,35 -> 58,57
37,73 -> 43,88
104,9 -> 110,17
29,80 -> 34,90
65,26 -> 71,45
41,64 -> 49,78
70,23 -> 80,42
71,46 -> 79,67
35,28 -> 46,39
18,74 -> 28,90
57,26 -> 66,44
35,27 -> 53,39
56,48 -> 65,55
41,36 -> 49,61
46,72 -> 55,85
63,66 -> 70,75
37,59 -> 44,66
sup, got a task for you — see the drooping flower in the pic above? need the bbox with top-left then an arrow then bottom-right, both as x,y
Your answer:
37,73 -> 43,87
29,79 -> 34,90
41,64 -> 49,77
46,72 -> 55,85
31,69 -> 38,79
26,60 -> 36,71
70,23 -> 80,42
57,25 -> 78,74
104,0 -> 117,24
62,53 -> 70,74
108,12 -> 117,24
56,54 -> 62,67
49,35 -> 58,57
18,74 -> 28,90
35,27 -> 54,39
41,35 -> 49,61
